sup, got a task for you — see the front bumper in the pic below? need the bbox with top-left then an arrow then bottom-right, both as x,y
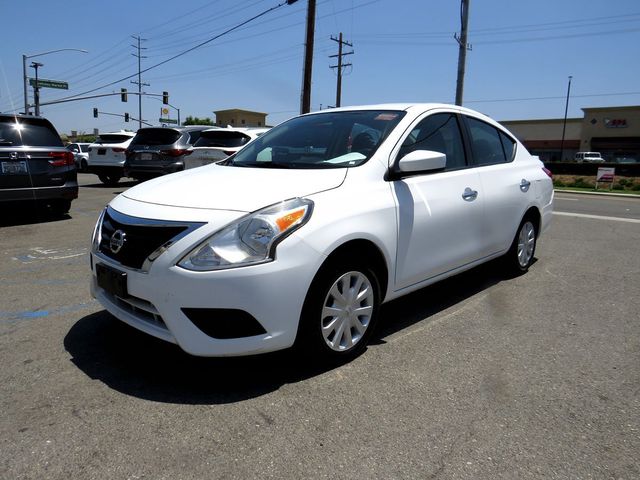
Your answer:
90,231 -> 325,357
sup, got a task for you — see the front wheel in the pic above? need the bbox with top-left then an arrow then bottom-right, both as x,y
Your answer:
504,217 -> 537,274
298,261 -> 381,362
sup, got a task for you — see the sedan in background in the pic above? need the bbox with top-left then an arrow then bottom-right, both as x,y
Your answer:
1,114 -> 77,215
124,126 -> 213,181
186,127 -> 269,169
67,142 -> 90,171
90,104 -> 553,362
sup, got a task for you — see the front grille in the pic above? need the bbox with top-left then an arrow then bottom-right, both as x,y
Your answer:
104,289 -> 167,330
98,207 -> 203,270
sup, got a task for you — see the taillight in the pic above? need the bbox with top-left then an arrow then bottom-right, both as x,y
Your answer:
161,149 -> 191,157
542,167 -> 553,179
112,147 -> 126,153
48,151 -> 75,167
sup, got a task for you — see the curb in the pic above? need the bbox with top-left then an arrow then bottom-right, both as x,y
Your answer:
554,189 -> 640,199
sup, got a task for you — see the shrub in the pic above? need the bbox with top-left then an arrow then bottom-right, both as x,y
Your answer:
632,184 -> 640,191
571,177 -> 592,188
553,179 -> 566,187
612,183 -> 624,190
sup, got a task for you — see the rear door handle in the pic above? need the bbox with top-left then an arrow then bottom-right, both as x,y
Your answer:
462,187 -> 478,201
520,179 -> 531,192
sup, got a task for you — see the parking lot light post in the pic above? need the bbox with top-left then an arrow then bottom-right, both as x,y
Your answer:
559,75 -> 572,162
22,48 -> 88,115
30,62 -> 44,116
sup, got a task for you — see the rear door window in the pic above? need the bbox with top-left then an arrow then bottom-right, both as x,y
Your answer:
465,117 -> 509,166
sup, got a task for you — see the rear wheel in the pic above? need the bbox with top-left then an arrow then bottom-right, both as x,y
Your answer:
297,260 -> 381,362
504,217 -> 537,274
98,173 -> 121,186
80,159 -> 88,172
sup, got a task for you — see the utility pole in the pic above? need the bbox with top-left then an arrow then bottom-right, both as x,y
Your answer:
454,0 -> 471,106
330,33 -> 353,108
30,62 -> 44,116
300,0 -> 316,114
131,35 -> 149,129
559,75 -> 573,163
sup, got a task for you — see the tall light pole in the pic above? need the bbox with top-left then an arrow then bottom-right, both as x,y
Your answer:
559,75 -> 573,162
22,48 -> 88,115
30,62 -> 44,116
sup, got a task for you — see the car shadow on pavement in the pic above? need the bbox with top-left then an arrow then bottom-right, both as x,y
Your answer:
0,208 -> 70,227
64,259 -> 515,405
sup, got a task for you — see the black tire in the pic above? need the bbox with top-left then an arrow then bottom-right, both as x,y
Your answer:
297,259 -> 381,362
80,159 -> 88,172
504,216 -> 537,275
49,199 -> 71,217
98,174 -> 121,186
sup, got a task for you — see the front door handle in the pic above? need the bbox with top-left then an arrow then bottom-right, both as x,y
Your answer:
462,187 -> 478,201
520,179 -> 531,192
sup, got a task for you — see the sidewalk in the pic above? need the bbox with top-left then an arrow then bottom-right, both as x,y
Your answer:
555,188 -> 640,199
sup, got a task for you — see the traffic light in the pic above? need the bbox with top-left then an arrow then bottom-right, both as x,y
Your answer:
124,112 -> 129,122
162,91 -> 169,105
93,108 -> 98,118
121,88 -> 128,102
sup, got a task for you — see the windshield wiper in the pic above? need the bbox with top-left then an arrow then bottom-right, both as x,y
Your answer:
233,161 -> 292,169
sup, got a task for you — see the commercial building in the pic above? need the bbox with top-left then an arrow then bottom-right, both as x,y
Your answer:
213,109 -> 267,128
501,105 -> 640,163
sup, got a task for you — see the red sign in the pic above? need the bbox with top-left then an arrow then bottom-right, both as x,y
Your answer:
604,118 -> 627,128
596,167 -> 615,182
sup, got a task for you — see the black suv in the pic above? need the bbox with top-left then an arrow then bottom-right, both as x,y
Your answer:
0,114 -> 78,215
124,126 -> 212,180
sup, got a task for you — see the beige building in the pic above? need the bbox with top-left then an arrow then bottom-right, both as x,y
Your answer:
213,109 -> 267,128
501,105 -> 640,162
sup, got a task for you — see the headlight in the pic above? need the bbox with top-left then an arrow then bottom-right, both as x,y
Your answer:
91,208 -> 106,253
178,198 -> 313,271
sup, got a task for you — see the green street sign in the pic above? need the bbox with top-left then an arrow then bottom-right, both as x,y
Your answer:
29,78 -> 69,90
159,118 -> 178,124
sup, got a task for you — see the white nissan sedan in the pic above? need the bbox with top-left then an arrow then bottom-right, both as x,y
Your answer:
90,104 -> 553,361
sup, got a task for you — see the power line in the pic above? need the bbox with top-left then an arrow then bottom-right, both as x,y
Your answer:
44,1 -> 295,105
466,91 -> 640,104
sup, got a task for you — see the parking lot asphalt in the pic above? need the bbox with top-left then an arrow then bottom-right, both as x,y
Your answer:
1,175 -> 639,479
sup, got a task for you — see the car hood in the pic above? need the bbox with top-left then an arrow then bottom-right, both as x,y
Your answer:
121,164 -> 347,212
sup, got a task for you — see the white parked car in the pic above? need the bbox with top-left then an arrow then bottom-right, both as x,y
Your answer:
574,151 -> 604,163
87,130 -> 136,184
66,142 -> 90,171
186,127 -> 269,169
90,104 -> 554,361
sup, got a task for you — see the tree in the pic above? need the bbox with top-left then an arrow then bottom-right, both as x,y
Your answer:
183,115 -> 215,126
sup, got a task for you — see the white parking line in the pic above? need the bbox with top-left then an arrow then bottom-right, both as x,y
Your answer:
555,196 -> 579,201
554,211 -> 640,223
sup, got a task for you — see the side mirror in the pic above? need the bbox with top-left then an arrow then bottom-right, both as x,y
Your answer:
397,149 -> 446,174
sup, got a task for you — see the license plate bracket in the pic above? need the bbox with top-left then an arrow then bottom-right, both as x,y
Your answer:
140,153 -> 152,160
1,161 -> 28,174
96,263 -> 128,298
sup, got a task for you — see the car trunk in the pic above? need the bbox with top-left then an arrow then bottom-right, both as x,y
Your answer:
0,147 -> 69,188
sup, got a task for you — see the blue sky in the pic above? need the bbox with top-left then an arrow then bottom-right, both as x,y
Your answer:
1,0 -> 639,135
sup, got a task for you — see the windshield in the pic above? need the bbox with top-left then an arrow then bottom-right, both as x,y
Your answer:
0,116 -> 63,147
194,130 -> 251,148
130,128 -> 181,146
96,134 -> 133,144
231,110 -> 405,169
